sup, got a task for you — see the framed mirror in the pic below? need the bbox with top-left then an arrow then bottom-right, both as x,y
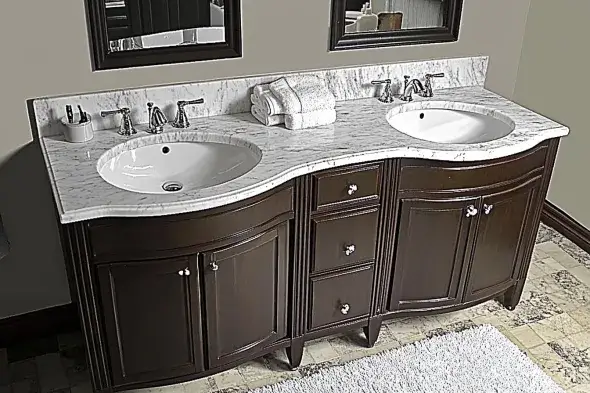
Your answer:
85,0 -> 242,70
330,0 -> 463,51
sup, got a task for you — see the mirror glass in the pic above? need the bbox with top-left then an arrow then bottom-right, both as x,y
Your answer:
105,0 -> 226,53
344,0 -> 447,34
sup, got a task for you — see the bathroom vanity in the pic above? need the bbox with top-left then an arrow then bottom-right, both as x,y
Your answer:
32,57 -> 569,392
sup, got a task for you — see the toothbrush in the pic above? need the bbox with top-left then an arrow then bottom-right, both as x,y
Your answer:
66,105 -> 74,123
77,105 -> 88,124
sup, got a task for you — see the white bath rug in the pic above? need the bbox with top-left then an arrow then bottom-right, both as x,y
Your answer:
251,325 -> 563,393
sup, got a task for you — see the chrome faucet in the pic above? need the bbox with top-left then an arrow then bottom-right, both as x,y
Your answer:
172,99 -> 205,129
371,79 -> 395,103
147,102 -> 168,134
421,73 -> 445,98
101,107 -> 136,136
400,76 -> 426,102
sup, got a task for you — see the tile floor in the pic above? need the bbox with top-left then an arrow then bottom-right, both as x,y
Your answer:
2,224 -> 590,393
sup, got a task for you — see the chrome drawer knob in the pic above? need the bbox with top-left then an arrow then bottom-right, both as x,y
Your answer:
178,270 -> 184,276
465,205 -> 478,217
209,262 -> 219,271
483,204 -> 494,215
340,303 -> 351,315
178,268 -> 191,276
344,244 -> 356,256
347,184 -> 358,196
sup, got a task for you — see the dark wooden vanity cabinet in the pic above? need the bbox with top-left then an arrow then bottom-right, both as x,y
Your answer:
63,140 -> 559,393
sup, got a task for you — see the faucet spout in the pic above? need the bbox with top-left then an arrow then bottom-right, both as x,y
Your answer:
401,78 -> 425,101
147,102 -> 168,134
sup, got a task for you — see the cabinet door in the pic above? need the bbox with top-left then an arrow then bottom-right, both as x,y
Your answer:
98,256 -> 203,386
203,224 -> 289,368
388,197 -> 478,311
464,177 -> 542,302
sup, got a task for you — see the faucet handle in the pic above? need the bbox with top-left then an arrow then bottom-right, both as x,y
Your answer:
101,107 -> 136,136
425,73 -> 445,79
371,79 -> 391,85
371,79 -> 395,103
422,73 -> 445,98
172,99 -> 205,129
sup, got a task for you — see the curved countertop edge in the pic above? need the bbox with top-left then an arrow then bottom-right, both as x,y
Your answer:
54,126 -> 568,224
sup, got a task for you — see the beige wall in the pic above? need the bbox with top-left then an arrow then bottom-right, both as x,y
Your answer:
514,0 -> 589,227
0,0 -> 531,318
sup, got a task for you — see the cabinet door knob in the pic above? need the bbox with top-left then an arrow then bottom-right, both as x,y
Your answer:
340,303 -> 351,315
344,244 -> 356,256
483,204 -> 494,215
347,184 -> 358,196
184,268 -> 191,276
209,262 -> 219,271
178,269 -> 185,276
465,205 -> 478,217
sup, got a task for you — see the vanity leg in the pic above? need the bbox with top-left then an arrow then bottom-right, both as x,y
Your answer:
363,316 -> 383,348
501,282 -> 524,311
286,337 -> 304,369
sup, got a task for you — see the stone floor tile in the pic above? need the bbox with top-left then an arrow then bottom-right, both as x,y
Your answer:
36,353 -> 69,393
530,313 -> 586,343
532,274 -> 566,294
326,335 -> 360,356
527,263 -> 546,279
510,325 -> 545,349
567,331 -> 590,351
236,358 -> 274,383
528,343 -> 584,388
537,241 -> 567,255
534,257 -> 567,275
554,251 -> 584,269
212,369 -> 247,391
183,377 -> 217,393
571,307 -> 590,327
244,373 -> 295,391
394,332 -> 426,346
567,384 -> 590,392
569,266 -> 590,288
305,339 -> 339,364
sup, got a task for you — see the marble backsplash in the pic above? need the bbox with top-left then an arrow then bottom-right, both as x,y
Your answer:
33,56 -> 488,137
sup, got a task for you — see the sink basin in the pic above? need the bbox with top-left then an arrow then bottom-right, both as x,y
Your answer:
387,102 -> 515,144
98,133 -> 262,194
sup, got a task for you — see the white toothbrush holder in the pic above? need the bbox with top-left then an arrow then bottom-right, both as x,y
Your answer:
61,114 -> 94,143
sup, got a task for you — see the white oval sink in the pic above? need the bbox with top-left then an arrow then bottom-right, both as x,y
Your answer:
387,102 -> 515,144
98,133 -> 262,194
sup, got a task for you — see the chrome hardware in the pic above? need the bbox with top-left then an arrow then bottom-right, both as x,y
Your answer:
344,244 -> 356,256
209,262 -> 219,271
347,184 -> 358,196
371,79 -> 395,103
483,204 -> 494,215
400,75 -> 426,102
420,73 -> 445,98
184,268 -> 191,276
178,269 -> 185,276
147,102 -> 168,134
172,99 -> 205,129
340,303 -> 350,315
101,107 -> 136,136
466,205 -> 478,217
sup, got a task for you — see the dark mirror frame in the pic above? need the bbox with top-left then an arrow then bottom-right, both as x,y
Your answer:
330,0 -> 463,51
85,0 -> 242,70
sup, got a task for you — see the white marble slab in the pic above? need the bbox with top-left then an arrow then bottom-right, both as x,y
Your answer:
33,56 -> 488,137
40,86 -> 569,224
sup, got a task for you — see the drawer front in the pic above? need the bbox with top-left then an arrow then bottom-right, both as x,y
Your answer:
314,163 -> 381,211
312,208 -> 379,273
88,186 -> 293,261
399,143 -> 547,192
309,265 -> 374,330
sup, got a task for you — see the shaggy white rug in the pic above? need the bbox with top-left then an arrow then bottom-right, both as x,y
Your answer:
252,325 -> 564,393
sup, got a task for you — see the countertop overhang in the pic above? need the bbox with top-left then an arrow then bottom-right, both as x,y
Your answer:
40,86 -> 569,224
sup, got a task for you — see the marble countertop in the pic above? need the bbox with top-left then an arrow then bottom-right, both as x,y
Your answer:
40,86 -> 569,224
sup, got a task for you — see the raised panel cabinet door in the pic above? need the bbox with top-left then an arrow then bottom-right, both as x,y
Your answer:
388,197 -> 478,311
464,177 -> 542,302
203,223 -> 289,368
97,256 -> 204,387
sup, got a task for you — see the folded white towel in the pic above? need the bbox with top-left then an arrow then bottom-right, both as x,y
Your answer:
269,76 -> 336,115
251,105 -> 285,126
250,92 -> 285,116
285,109 -> 336,130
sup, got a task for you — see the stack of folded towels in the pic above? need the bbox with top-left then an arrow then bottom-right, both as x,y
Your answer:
250,75 -> 337,130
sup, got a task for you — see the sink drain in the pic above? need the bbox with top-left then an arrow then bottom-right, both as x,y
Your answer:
162,181 -> 183,192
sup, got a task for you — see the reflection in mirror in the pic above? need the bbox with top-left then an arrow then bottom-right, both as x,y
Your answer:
344,0 -> 446,34
105,0 -> 226,52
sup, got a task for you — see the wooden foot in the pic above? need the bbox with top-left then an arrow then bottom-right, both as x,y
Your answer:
363,316 -> 383,348
501,283 -> 523,311
286,337 -> 304,369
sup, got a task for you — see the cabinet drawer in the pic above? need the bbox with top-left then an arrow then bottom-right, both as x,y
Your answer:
309,265 -> 374,330
313,163 -> 381,211
88,186 -> 293,262
312,208 -> 379,273
399,143 -> 547,192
